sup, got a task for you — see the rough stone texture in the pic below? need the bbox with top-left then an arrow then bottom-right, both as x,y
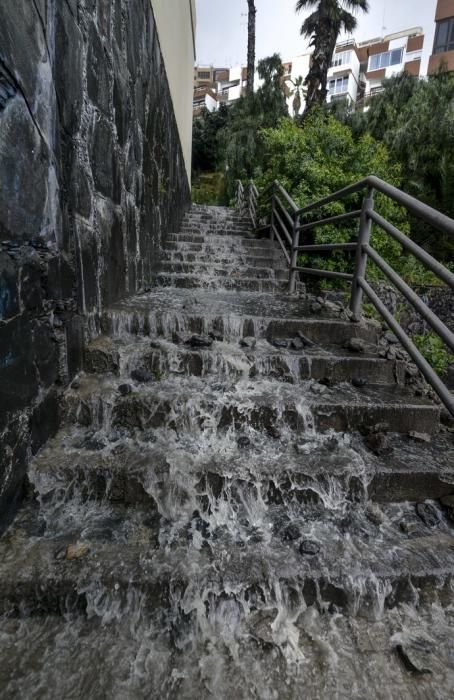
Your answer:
0,0 -> 191,527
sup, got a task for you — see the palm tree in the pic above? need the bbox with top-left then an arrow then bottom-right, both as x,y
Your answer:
246,1 -> 257,96
296,0 -> 369,114
287,76 -> 306,116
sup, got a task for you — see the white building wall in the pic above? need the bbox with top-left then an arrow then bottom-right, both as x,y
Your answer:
150,0 -> 196,183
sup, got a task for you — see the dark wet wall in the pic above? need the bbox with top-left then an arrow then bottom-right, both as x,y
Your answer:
0,0 -> 191,525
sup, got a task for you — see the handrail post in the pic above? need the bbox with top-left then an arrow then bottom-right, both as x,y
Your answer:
288,213 -> 301,294
350,186 -> 374,320
270,185 -> 276,241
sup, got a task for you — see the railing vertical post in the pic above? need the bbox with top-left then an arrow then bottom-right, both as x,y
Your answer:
288,213 -> 301,294
350,186 -> 375,320
270,185 -> 276,241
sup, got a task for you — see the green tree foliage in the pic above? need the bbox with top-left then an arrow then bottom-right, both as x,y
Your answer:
295,0 -> 369,113
192,104 -> 229,174
256,112 -> 417,279
333,70 -> 454,260
219,54 -> 288,194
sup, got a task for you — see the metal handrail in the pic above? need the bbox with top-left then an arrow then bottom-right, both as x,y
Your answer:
235,177 -> 454,416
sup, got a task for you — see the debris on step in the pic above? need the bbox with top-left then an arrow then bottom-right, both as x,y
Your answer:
118,383 -> 133,396
290,337 -> 304,351
240,336 -> 256,349
344,338 -> 366,353
270,338 -> 288,349
385,332 -> 399,345
186,335 -> 213,348
416,502 -> 441,528
393,634 -> 435,674
310,382 -> 327,395
64,543 -> 90,561
131,368 -> 154,383
352,377 -> 367,388
408,431 -> 431,443
299,540 -> 320,556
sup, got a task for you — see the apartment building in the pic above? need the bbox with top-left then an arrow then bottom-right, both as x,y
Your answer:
428,0 -> 454,73
194,27 -> 425,118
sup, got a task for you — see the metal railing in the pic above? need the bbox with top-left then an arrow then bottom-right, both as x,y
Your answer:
236,176 -> 454,416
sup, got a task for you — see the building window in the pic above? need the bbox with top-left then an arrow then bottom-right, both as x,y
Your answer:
433,18 -> 454,54
331,51 -> 351,68
329,76 -> 349,95
197,71 -> 211,79
368,48 -> 404,71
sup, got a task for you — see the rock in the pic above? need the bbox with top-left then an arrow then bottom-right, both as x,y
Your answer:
310,382 -> 327,395
266,425 -> 281,439
440,494 -> 454,508
344,338 -> 365,353
378,349 -> 387,358
149,340 -> 161,349
65,543 -> 90,561
364,432 -> 393,457
299,540 -> 320,556
210,383 -> 225,392
209,330 -> 224,342
311,302 -> 323,313
296,331 -> 315,347
387,348 -> 397,361
247,610 -> 277,647
282,523 -> 300,541
399,520 -> 422,537
352,377 -> 367,388
237,436 -> 251,449
130,368 -> 153,383
186,335 -> 213,348
290,337 -> 304,351
416,502 -> 441,528
240,336 -> 256,349
394,636 -> 435,674
71,379 -> 81,390
405,364 -> 419,378
118,383 -> 133,395
270,338 -> 288,349
385,332 -> 399,345
408,431 -> 431,443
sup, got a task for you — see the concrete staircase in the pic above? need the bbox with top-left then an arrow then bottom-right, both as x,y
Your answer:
1,205 -> 454,696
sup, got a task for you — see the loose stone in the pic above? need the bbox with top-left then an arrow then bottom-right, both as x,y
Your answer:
131,368 -> 154,383
408,431 -> 431,443
186,335 -> 213,348
299,540 -> 320,556
237,436 -> 251,449
282,523 -> 300,541
344,338 -> 365,353
118,383 -> 133,395
240,336 -> 256,349
290,337 -> 304,351
65,543 -> 90,561
395,637 -> 435,674
310,382 -> 327,395
385,332 -> 399,344
296,331 -> 315,347
270,338 -> 288,349
352,377 -> 367,388
416,502 -> 441,528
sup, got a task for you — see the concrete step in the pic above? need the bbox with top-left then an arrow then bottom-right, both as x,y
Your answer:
159,261 -> 288,280
161,251 -> 285,267
154,272 -> 284,293
84,335 -> 401,386
30,427 -> 454,507
1,505 -> 453,615
62,375 -> 440,436
100,289 -> 379,346
165,233 -> 275,247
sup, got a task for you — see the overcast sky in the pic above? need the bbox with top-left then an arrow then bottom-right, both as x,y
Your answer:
195,0 -> 437,74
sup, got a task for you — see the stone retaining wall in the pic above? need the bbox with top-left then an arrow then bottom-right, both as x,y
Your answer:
0,0 -> 191,526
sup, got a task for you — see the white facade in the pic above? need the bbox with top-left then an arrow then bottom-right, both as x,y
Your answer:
150,0 -> 196,182
363,28 -> 424,99
283,53 -> 312,116
326,48 -> 361,104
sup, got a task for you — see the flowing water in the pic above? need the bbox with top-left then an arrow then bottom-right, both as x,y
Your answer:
1,206 -> 454,698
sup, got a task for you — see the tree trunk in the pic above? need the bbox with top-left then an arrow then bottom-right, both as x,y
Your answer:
246,1 -> 256,97
303,2 -> 339,116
